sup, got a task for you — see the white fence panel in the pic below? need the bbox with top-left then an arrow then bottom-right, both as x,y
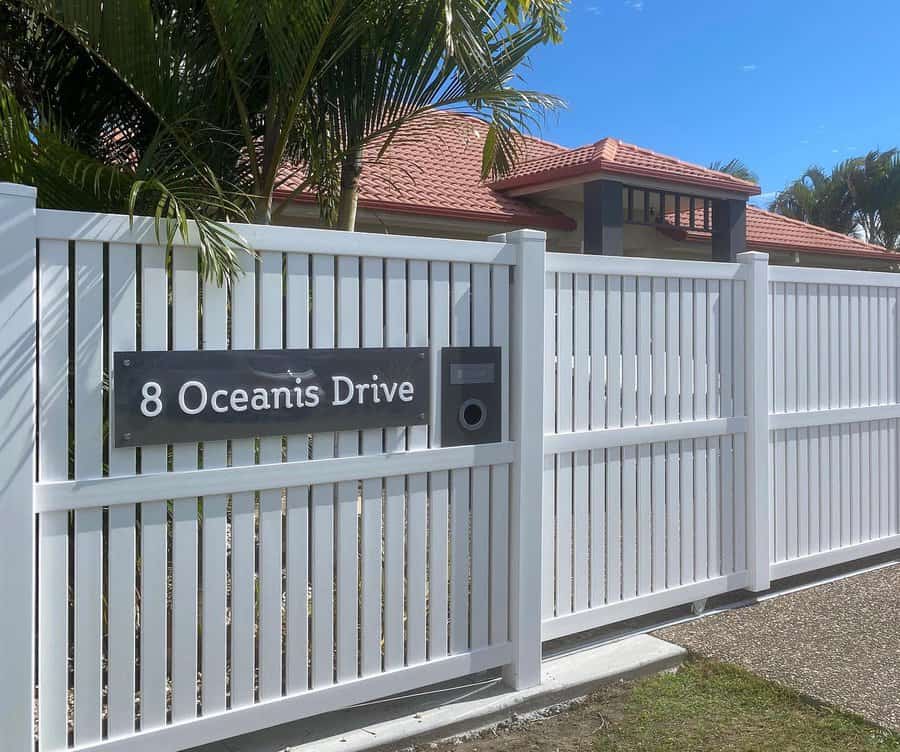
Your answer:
25,207 -> 519,752
768,269 -> 900,578
541,253 -> 752,641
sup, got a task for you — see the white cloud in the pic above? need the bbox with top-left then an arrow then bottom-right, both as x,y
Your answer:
625,0 -> 644,10
586,4 -> 603,14
741,64 -> 758,72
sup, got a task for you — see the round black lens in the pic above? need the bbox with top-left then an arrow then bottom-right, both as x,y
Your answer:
463,402 -> 482,426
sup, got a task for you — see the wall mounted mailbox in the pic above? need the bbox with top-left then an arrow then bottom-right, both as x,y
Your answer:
440,346 -> 502,447
113,348 -> 429,447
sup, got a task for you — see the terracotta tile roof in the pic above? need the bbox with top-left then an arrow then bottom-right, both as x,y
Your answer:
274,110 -> 575,230
744,206 -> 894,258
274,110 -> 893,261
667,204 -> 895,259
490,137 -> 761,196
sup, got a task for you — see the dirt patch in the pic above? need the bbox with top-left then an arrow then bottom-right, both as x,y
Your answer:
410,682 -> 631,752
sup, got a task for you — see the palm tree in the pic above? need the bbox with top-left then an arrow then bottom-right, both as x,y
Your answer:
770,151 -> 900,248
708,158 -> 758,184
769,164 -> 857,237
844,149 -> 900,249
1,0 -> 568,277
305,1 -> 565,230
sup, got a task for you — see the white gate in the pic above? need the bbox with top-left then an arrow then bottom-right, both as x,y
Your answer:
540,253 -> 757,640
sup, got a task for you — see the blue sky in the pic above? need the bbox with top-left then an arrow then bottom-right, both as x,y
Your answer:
521,0 -> 900,207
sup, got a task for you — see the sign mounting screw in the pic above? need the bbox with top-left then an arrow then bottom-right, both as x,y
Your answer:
123,359 -> 132,366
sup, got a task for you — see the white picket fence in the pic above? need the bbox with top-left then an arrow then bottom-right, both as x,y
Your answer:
0,182 -> 898,752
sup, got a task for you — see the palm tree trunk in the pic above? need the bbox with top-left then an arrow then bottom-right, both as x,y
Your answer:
253,194 -> 272,224
336,147 -> 363,231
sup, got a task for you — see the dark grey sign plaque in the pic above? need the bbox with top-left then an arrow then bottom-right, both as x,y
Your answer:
113,348 -> 429,447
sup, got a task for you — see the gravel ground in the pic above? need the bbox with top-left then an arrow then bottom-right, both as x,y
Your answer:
655,563 -> 900,730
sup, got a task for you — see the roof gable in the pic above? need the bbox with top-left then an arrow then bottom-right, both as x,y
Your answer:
490,137 -> 761,196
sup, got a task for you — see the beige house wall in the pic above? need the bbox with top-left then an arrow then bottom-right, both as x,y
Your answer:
274,199 -> 898,272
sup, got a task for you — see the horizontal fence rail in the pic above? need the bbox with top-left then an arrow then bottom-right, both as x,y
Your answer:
0,186 -> 899,752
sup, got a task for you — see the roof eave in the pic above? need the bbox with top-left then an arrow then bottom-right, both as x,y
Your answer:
490,160 -> 761,198
272,190 -> 577,232
745,238 -> 898,260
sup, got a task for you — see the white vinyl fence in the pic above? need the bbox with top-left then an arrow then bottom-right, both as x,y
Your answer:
0,181 -> 898,752
540,255 -> 755,640
768,269 -> 900,578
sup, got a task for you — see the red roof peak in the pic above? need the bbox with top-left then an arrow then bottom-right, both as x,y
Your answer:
491,135 -> 761,196
594,137 -> 620,161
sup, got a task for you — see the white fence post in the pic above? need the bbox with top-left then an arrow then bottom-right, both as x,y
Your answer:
0,183 -> 37,750
498,229 -> 546,690
739,251 -> 771,592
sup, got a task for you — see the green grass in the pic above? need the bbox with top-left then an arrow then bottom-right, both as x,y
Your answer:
594,659 -> 900,752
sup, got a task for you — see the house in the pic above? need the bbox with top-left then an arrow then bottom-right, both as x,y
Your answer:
274,111 -> 897,271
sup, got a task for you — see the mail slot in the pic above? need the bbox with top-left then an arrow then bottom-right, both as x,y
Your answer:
441,346 -> 501,447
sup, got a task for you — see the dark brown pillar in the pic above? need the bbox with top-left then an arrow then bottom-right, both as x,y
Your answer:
711,198 -> 747,262
583,179 -> 624,255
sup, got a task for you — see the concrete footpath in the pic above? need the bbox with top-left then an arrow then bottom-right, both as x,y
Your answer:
189,634 -> 684,752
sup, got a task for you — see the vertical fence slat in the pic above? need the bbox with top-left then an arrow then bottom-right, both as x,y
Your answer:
664,277 -> 680,587
107,244 -> 137,736
489,264 -> 510,644
73,240 -> 104,745
732,281 -> 747,572
470,263 -> 492,645
171,247 -> 199,722
139,244 -> 168,730
38,238 -> 70,750
450,262 -> 471,652
229,250 -> 256,708
719,281 -> 735,573
428,261 -> 450,657
285,252 -> 310,692
678,279 -> 694,583
620,276 -> 637,599
588,277 -> 606,607
258,251 -> 284,699
636,277 -> 651,595
200,267 -> 228,714
407,260 -> 429,660
555,273 -> 573,614
543,272 -> 556,618
572,274 -> 590,610
384,258 -> 408,667
335,256 -> 360,682
311,254 -> 336,687
650,278 -> 665,591
606,276 -> 622,602
361,258 -> 385,673
692,281 -> 708,581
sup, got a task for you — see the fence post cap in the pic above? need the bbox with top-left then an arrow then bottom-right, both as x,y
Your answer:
505,228 -> 547,243
0,182 -> 37,200
736,251 -> 768,264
